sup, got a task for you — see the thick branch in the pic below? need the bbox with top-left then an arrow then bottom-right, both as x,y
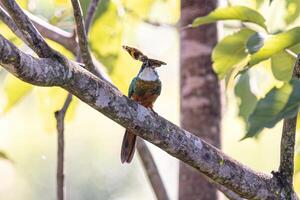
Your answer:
136,139 -> 169,200
1,35 -> 298,199
1,0 -> 54,57
0,6 -> 30,46
278,54 -> 300,196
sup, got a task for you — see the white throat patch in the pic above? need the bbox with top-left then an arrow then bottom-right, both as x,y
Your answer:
138,67 -> 158,81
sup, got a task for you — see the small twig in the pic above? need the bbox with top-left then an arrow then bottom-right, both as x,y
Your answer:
55,94 -> 72,200
278,54 -> 300,197
142,19 -> 177,29
285,49 -> 298,59
1,0 -> 54,57
136,139 -> 169,200
70,0 -> 101,77
84,0 -> 100,34
125,7 -> 177,29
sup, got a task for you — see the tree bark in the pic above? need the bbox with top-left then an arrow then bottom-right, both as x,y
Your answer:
179,0 -> 220,199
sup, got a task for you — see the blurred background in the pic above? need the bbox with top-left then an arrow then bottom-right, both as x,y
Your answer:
0,0 -> 299,199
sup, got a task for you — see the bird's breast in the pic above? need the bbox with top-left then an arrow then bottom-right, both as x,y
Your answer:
132,79 -> 161,107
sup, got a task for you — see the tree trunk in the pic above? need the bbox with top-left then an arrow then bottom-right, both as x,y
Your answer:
179,1 -> 220,200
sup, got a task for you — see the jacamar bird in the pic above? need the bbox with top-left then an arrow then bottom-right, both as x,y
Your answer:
121,45 -> 166,163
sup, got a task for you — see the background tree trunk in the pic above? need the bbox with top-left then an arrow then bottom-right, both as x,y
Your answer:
179,0 -> 220,199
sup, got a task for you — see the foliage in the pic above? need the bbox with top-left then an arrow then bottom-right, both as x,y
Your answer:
234,73 -> 257,125
246,80 -> 300,138
192,6 -> 267,30
192,1 -> 300,139
212,28 -> 255,79
248,27 -> 300,66
2,74 -> 33,113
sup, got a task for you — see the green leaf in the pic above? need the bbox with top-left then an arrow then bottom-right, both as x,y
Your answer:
245,79 -> 300,138
192,6 -> 267,30
246,32 -> 266,54
271,44 -> 300,82
212,28 -> 255,79
285,0 -> 300,25
235,72 -> 257,124
121,0 -> 154,18
249,27 -> 300,66
90,2 -> 123,72
2,74 -> 33,113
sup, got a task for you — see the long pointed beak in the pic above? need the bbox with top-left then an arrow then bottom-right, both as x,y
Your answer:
148,58 -> 167,68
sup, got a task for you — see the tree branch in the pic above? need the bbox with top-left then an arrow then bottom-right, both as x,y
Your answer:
136,139 -> 169,200
25,10 -> 77,54
54,94 -> 72,200
70,0 -> 102,78
1,0 -> 55,58
277,54 -> 300,197
85,0 -> 100,34
0,5 -> 30,46
0,35 -> 298,199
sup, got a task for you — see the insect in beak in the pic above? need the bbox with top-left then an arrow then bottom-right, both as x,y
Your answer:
122,45 -> 167,67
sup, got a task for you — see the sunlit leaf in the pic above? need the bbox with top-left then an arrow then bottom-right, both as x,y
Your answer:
245,80 -> 300,138
235,72 -> 257,124
122,0 -> 154,19
285,0 -> 300,25
192,6 -> 267,30
212,28 -> 254,79
35,87 -> 78,132
249,27 -> 300,66
246,32 -> 266,54
90,2 -> 123,72
2,74 -> 33,113
271,44 -> 300,82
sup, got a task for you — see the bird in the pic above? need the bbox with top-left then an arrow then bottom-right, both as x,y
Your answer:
121,45 -> 166,163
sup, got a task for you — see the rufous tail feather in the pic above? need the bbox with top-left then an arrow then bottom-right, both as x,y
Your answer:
120,130 -> 137,163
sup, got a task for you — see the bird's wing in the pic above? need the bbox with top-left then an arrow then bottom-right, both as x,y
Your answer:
128,77 -> 138,98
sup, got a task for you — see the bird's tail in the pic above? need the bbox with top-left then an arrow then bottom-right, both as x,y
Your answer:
120,130 -> 137,163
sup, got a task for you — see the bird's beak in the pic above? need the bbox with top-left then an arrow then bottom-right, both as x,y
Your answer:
148,58 -> 167,68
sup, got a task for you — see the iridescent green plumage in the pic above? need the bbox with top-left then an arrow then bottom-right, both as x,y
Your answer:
128,77 -> 161,99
